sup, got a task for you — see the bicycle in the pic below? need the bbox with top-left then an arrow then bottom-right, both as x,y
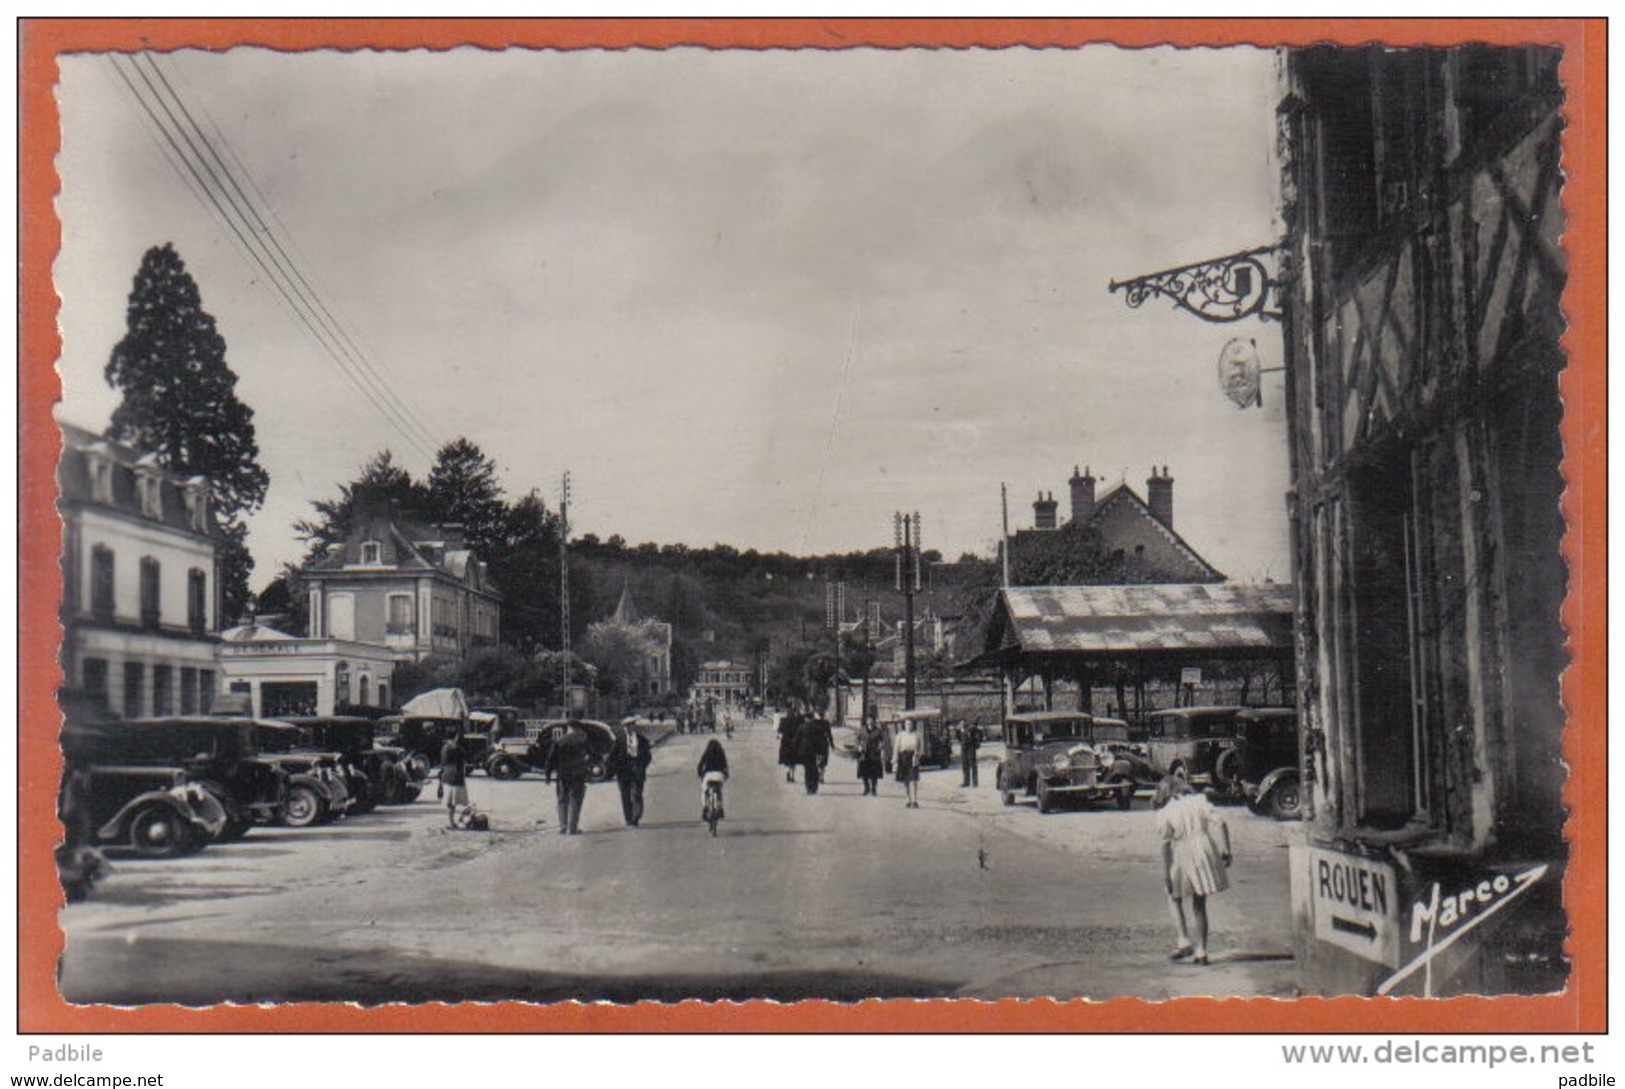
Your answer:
701,770 -> 726,836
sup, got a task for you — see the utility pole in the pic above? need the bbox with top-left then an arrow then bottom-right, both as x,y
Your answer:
559,471 -> 572,710
895,511 -> 921,711
825,575 -> 846,725
1000,483 -> 1013,720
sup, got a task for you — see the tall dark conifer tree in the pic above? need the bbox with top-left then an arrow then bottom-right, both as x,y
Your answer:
105,243 -> 269,623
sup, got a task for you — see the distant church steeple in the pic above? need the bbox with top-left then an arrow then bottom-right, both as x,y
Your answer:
612,582 -> 640,625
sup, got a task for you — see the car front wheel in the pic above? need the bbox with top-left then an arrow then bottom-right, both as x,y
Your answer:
1268,776 -> 1304,821
281,785 -> 324,828
129,805 -> 200,858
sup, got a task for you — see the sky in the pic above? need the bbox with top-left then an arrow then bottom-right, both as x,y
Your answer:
54,44 -> 1290,589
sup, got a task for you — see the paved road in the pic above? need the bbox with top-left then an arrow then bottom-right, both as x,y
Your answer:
60,716 -> 1298,1004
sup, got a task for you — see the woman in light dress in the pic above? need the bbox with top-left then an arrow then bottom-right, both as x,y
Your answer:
1155,775 -> 1232,965
892,720 -> 922,808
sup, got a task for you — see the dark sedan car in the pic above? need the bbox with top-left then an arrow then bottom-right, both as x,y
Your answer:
1234,708 -> 1302,819
274,716 -> 427,808
59,726 -> 227,862
486,719 -> 619,781
90,717 -> 292,839
1144,706 -> 1248,793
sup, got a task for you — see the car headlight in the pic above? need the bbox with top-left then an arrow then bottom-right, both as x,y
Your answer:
1050,754 -> 1071,773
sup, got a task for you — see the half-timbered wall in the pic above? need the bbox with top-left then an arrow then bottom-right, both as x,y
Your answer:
1280,46 -> 1566,995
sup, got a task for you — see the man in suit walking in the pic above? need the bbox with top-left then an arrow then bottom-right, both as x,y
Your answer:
546,722 -> 592,835
612,723 -> 653,827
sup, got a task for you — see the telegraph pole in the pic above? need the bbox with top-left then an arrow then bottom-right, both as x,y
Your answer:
559,471 -> 572,707
825,575 -> 846,725
895,512 -> 921,711
1000,483 -> 1013,719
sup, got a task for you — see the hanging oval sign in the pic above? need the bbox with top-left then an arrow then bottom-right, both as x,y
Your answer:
1218,336 -> 1262,409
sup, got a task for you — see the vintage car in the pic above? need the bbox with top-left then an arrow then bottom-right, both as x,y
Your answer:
1144,706 -> 1250,793
1089,717 -> 1162,789
385,716 -> 494,774
104,717 -> 293,839
249,721 -> 357,826
884,709 -> 955,769
67,765 -> 227,859
60,726 -> 228,861
995,711 -> 1136,812
1233,707 -> 1302,820
280,716 -> 427,806
486,719 -> 619,781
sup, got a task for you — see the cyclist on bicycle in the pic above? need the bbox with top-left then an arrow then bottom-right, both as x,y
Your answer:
697,737 -> 730,819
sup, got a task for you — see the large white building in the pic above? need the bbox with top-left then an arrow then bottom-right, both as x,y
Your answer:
58,423 -> 220,720
690,660 -> 752,707
217,622 -> 399,718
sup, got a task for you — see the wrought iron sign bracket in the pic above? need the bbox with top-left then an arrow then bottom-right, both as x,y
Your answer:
1109,244 -> 1284,324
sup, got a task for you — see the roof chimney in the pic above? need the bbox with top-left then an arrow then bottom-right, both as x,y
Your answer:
1069,464 -> 1097,524
1147,466 -> 1174,529
1034,491 -> 1059,531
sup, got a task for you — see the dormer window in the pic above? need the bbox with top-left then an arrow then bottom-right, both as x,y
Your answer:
360,540 -> 382,566
136,472 -> 163,520
88,456 -> 114,504
182,479 -> 209,532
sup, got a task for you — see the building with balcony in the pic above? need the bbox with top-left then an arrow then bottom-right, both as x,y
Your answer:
301,486 -> 500,662
690,660 -> 752,707
57,423 -> 220,721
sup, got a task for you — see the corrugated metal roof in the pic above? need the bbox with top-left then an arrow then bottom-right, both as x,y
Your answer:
996,583 -> 1293,655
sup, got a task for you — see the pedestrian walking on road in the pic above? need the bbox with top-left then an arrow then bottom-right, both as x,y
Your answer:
800,715 -> 833,795
893,719 -> 922,808
778,707 -> 803,783
856,719 -> 887,795
438,732 -> 469,829
1156,775 -> 1232,965
957,720 -> 982,788
547,722 -> 593,835
611,722 -> 652,828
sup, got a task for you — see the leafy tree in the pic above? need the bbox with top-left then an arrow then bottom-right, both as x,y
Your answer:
104,243 -> 269,621
293,449 -> 427,564
580,623 -> 656,701
426,438 -> 507,558
486,491 -> 562,652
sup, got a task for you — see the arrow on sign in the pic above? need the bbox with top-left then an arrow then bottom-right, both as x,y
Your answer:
1331,916 -> 1378,941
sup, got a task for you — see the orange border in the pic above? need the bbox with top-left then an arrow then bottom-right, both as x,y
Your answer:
18,17 -> 1605,1033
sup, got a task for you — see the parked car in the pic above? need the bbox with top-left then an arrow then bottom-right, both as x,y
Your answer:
386,716 -> 494,773
249,721 -> 357,826
103,717 -> 293,839
1089,716 -> 1162,790
481,719 -> 622,782
884,709 -> 955,769
995,711 -> 1136,812
1144,706 -> 1250,793
1234,708 -> 1303,820
59,725 -> 228,862
274,716 -> 427,808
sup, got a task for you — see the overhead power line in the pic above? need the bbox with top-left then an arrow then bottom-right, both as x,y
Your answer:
105,52 -> 442,462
